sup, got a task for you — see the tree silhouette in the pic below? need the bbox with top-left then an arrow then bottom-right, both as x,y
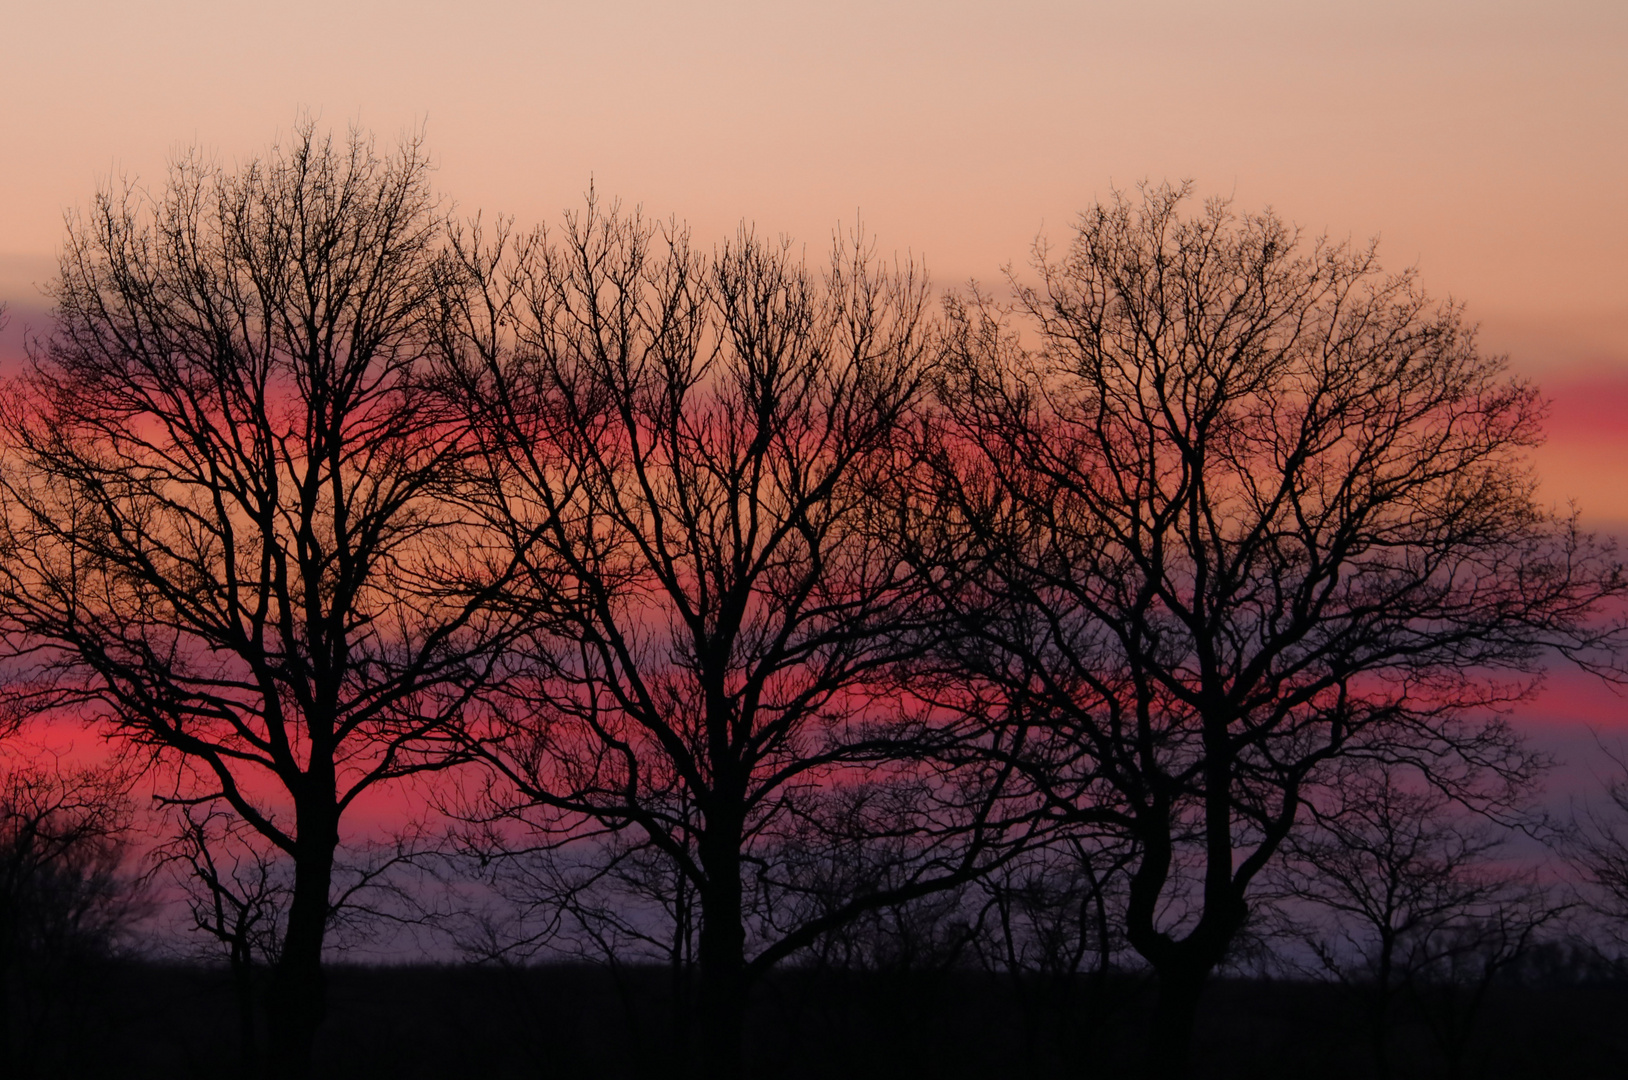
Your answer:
1271,762 -> 1563,1080
441,200 -> 1031,1079
1571,743 -> 1628,944
921,182 -> 1624,1077
152,802 -> 287,1074
0,123 -> 520,1078
0,748 -> 143,1076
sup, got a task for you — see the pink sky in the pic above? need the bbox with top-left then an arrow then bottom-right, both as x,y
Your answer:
2,0 -> 1624,754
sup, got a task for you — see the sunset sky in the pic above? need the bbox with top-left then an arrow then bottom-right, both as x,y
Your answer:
1,0 -> 1624,747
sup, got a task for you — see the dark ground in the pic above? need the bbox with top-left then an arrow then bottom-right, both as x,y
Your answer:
10,958 -> 1628,1079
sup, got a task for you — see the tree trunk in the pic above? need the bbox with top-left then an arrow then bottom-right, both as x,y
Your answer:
230,940 -> 257,1077
1144,962 -> 1207,1080
0,954 -> 12,1075
1369,933 -> 1396,1080
265,833 -> 335,1080
696,827 -> 746,1080
1125,865 -> 1244,1079
670,868 -> 694,1077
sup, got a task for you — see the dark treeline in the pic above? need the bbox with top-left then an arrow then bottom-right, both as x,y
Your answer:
9,957 -> 1628,1080
0,123 -> 1625,1080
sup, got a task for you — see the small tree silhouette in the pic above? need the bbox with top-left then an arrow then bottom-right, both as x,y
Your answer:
1570,743 -> 1628,946
152,803 -> 287,1074
1272,762 -> 1565,1080
0,748 -> 143,1075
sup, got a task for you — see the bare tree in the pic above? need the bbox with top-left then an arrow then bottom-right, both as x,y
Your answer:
0,747 -> 143,1075
957,836 -> 1132,1078
442,200 -> 1031,1079
972,834 -> 1130,984
1271,762 -> 1564,1080
922,182 -> 1624,1077
1570,742 -> 1628,945
0,123 -> 520,1078
152,802 -> 287,1074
